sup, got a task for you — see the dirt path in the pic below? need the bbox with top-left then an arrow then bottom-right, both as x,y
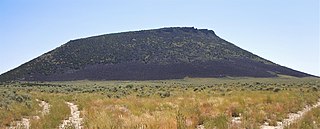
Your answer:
37,99 -> 50,116
196,99 -> 320,129
261,99 -> 320,129
59,102 -> 83,129
7,99 -> 50,129
7,118 -> 30,129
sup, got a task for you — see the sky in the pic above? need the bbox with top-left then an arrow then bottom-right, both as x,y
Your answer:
0,0 -> 319,76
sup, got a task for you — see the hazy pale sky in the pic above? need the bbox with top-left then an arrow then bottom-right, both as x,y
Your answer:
0,0 -> 319,76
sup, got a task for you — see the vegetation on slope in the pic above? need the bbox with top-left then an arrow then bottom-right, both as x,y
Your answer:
0,27 -> 313,81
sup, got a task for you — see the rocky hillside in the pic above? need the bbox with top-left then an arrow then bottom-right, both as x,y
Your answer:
0,27 -> 314,81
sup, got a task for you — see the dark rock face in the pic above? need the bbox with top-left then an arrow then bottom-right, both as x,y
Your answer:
0,27 -> 314,81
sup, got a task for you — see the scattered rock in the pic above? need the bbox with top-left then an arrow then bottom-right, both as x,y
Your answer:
232,116 -> 241,124
196,124 -> 205,129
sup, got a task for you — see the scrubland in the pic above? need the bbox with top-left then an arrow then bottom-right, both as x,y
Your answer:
0,77 -> 319,129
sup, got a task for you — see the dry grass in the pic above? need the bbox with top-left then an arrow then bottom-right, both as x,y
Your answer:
285,107 -> 320,129
30,93 -> 71,129
0,77 -> 319,128
77,90 -> 319,128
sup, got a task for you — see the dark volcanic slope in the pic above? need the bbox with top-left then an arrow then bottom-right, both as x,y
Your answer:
0,27 -> 313,81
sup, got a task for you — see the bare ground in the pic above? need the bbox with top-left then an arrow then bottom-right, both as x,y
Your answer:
261,99 -> 320,129
59,102 -> 83,129
7,99 -> 50,129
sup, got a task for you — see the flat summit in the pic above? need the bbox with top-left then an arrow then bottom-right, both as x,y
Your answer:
0,27 -> 313,81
